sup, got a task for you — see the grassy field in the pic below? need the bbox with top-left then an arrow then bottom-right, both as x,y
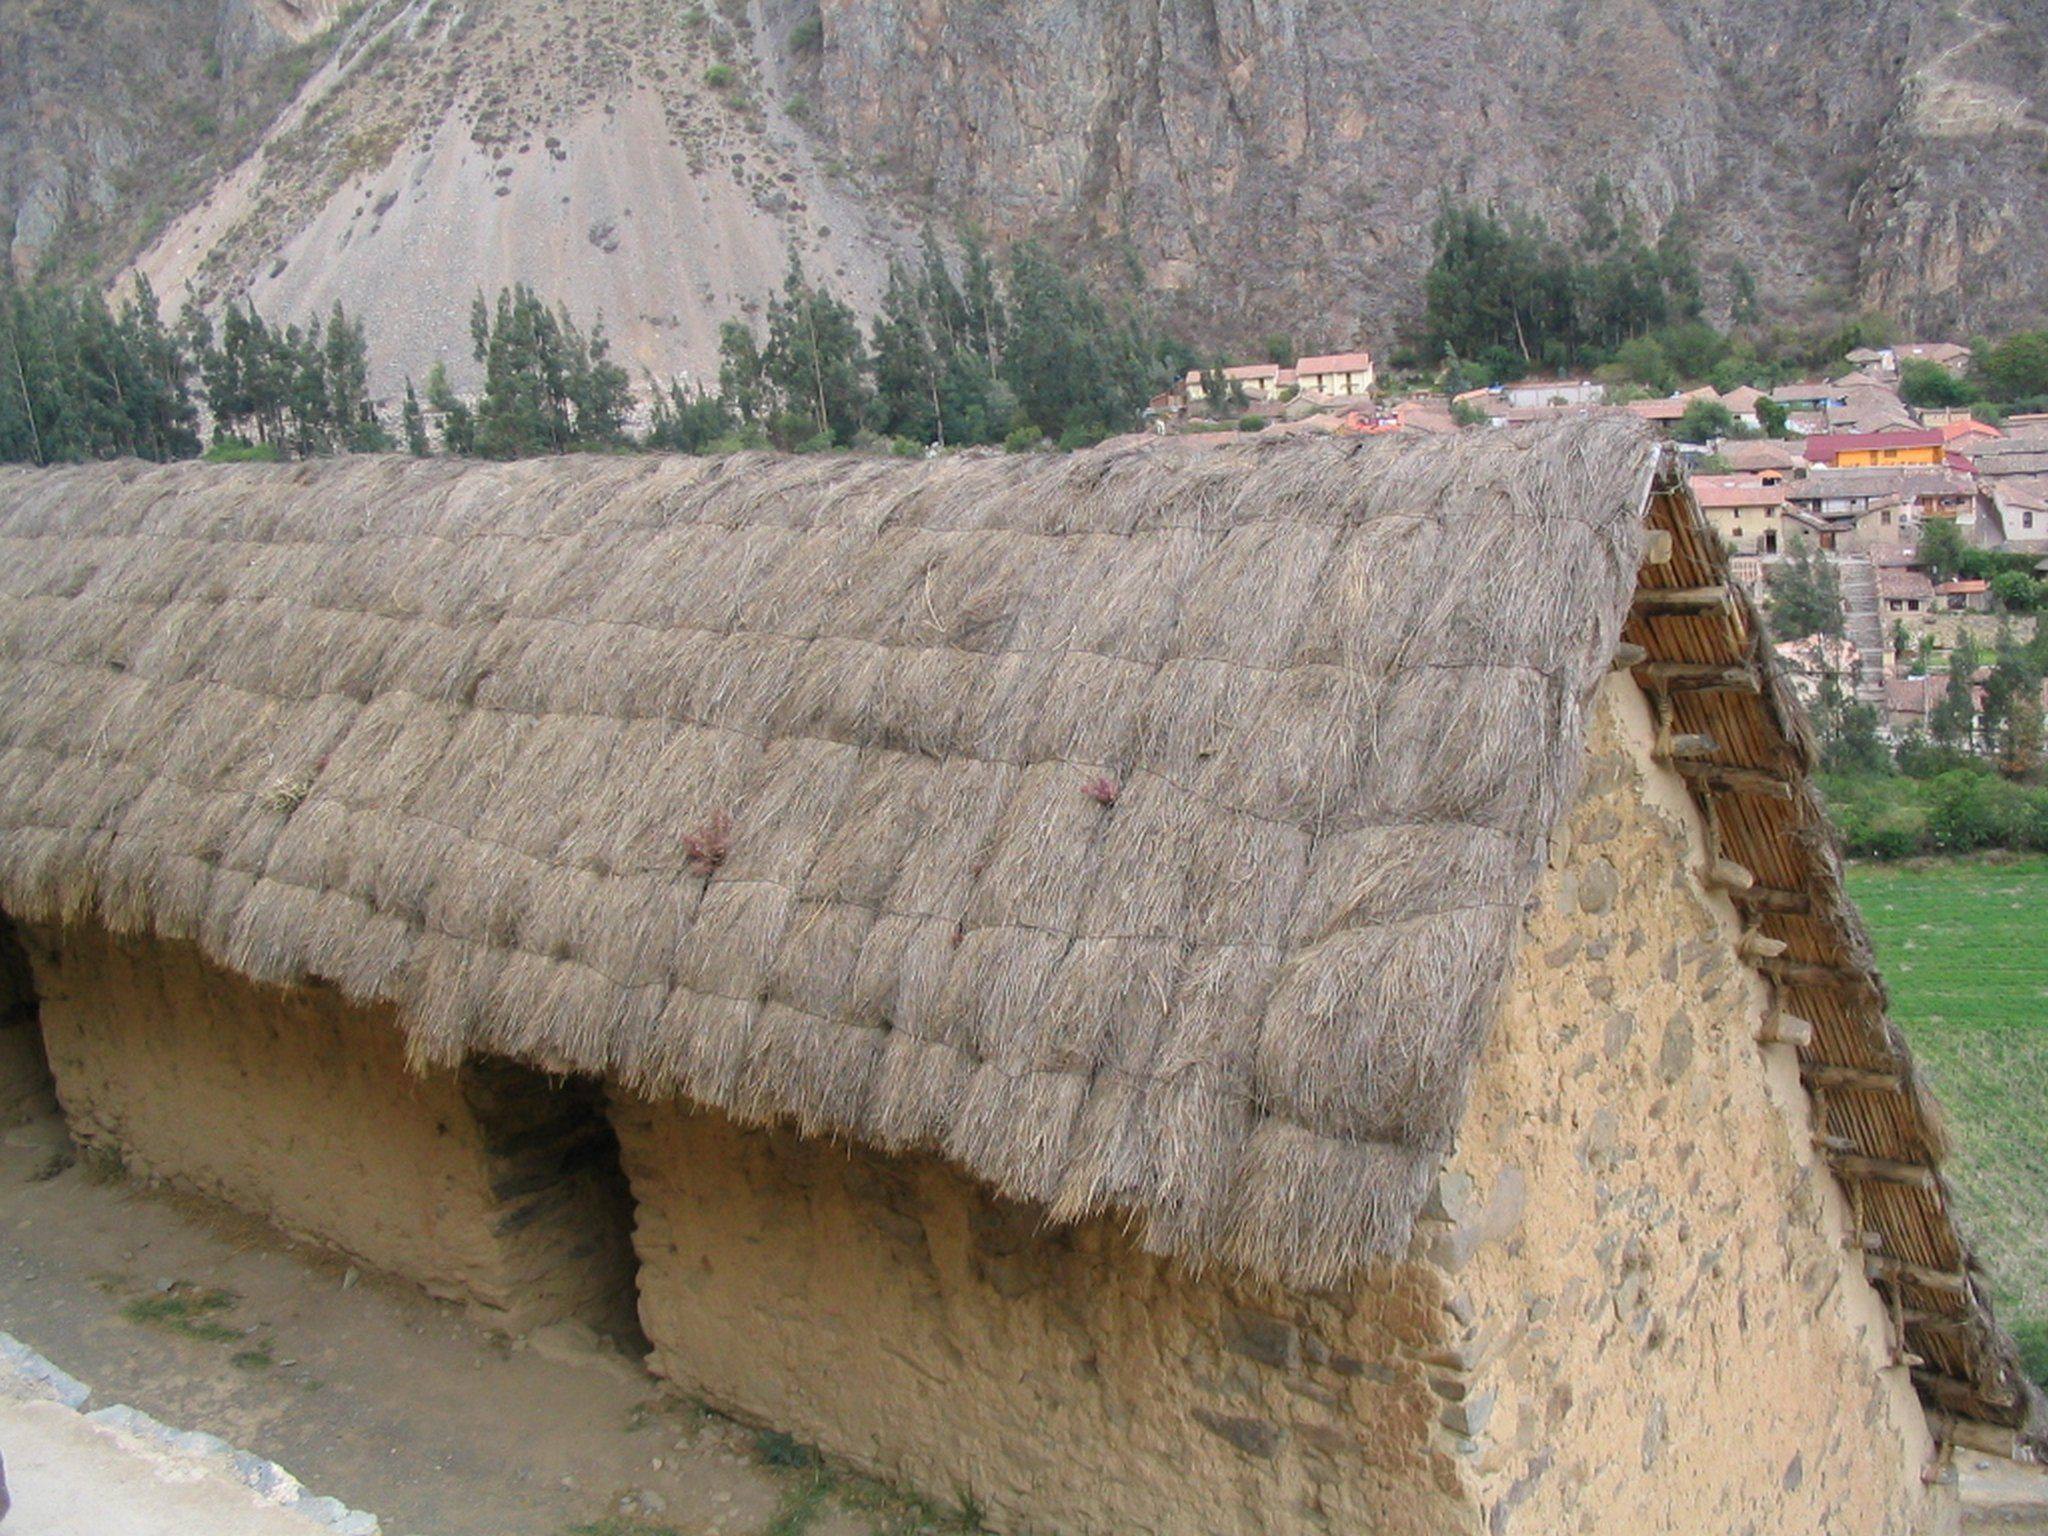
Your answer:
1845,854 -> 2048,1384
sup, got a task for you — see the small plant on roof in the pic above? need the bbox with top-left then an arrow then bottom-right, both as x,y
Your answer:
684,809 -> 733,877
1081,773 -> 1120,806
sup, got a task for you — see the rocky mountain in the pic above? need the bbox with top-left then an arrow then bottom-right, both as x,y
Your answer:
3,0 -> 2044,390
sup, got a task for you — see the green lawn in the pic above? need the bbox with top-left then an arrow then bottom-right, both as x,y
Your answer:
1845,855 -> 2048,1384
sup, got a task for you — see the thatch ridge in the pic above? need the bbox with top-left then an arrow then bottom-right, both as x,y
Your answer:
0,422 -> 1657,1284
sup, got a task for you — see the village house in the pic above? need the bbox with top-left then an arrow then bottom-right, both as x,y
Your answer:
1715,385 -> 1766,431
1803,428 -> 1949,469
1690,472 -> 1789,554
1184,363 -> 1293,405
1785,466 -> 1978,529
0,423 -> 2034,1536
1981,480 -> 2048,553
1623,388 -> 1711,431
1957,433 -> 2048,485
1935,578 -> 1994,613
1895,342 -> 1974,375
1715,439 -> 1804,476
1772,381 -> 1848,413
1883,673 -> 1954,737
1881,564 -> 1937,614
1291,350 -> 1375,397
1815,380 -> 1920,435
1784,497 -> 1915,556
1931,415 -> 2002,449
1454,379 -> 1605,412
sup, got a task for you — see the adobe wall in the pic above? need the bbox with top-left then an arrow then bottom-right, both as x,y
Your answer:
612,1099 -> 1486,1536
1440,676 -> 1957,1535
22,923 -> 635,1333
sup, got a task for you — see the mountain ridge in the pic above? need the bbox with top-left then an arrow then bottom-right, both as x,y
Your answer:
4,0 -> 2044,388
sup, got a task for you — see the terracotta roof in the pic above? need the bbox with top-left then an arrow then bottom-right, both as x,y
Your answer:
1689,474 -> 1788,509
1294,352 -> 1374,374
1897,343 -> 1972,366
1625,397 -> 1692,422
1936,579 -> 1990,595
1182,363 -> 1283,386
1879,567 -> 1936,600
1717,440 -> 1804,472
1940,419 -> 2002,443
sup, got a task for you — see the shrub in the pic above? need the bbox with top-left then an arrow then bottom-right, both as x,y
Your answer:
1003,424 -> 1042,453
1236,414 -> 1267,432
703,63 -> 736,88
1055,422 -> 1108,452
789,13 -> 824,51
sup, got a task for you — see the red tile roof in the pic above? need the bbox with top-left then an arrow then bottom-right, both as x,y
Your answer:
1878,567 -> 1935,601
1940,418 -> 2002,443
1803,428 -> 1946,463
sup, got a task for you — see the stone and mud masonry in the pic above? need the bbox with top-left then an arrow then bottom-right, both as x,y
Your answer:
0,1101 -> 990,1536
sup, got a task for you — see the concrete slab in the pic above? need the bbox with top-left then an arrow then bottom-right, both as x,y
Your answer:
0,1397 -> 339,1535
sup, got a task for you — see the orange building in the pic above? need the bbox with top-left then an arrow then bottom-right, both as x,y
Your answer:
1802,429 -> 1947,468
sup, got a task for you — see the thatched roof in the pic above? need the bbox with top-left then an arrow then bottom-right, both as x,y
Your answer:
0,420 -> 2034,1434
0,423 -> 1651,1285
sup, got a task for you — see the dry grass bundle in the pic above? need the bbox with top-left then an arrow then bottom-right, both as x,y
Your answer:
0,422 -> 1657,1284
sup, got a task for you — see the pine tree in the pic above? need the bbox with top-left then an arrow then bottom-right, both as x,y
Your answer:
958,230 -> 1005,379
568,313 -> 632,444
763,255 -> 869,446
425,361 -> 474,455
1999,698 -> 2044,782
868,260 -> 943,444
402,379 -> 431,455
323,302 -> 387,450
718,322 -> 767,424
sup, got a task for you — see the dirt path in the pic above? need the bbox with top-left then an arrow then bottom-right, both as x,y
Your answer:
0,1112 -> 921,1536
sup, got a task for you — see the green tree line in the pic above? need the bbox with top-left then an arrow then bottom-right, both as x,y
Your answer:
0,230 -> 1187,467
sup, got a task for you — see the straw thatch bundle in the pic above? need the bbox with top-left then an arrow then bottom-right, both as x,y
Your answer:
0,421 -> 1657,1284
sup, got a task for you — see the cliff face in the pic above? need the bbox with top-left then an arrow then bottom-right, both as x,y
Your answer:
4,0 -> 2043,379
807,0 -> 2047,344
0,0 -> 335,279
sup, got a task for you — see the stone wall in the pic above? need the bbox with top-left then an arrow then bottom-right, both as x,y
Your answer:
1440,677 -> 1957,1536
611,1099 -> 1484,1536
24,924 -> 637,1334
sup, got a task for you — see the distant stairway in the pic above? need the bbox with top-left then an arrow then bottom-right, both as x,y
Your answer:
1834,552 -> 1889,704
